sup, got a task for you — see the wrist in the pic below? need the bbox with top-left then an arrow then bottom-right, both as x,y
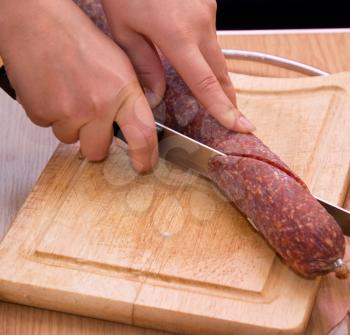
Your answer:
0,0 -> 36,55
0,0 -> 70,57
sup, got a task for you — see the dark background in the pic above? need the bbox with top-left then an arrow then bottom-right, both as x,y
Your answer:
216,0 -> 350,30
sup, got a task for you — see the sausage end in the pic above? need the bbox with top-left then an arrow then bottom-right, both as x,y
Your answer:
334,259 -> 349,279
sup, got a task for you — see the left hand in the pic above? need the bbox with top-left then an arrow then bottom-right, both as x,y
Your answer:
101,0 -> 255,133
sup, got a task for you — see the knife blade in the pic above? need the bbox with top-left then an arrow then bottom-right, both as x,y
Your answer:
152,122 -> 350,236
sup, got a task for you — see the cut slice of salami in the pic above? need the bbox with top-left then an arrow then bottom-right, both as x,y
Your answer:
76,0 -> 348,279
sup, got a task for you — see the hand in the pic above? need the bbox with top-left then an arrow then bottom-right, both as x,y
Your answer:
101,0 -> 255,132
0,0 -> 158,172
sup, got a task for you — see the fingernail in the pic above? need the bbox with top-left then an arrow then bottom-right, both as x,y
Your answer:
144,88 -> 162,109
78,149 -> 85,160
235,115 -> 256,133
212,105 -> 237,129
131,153 -> 158,175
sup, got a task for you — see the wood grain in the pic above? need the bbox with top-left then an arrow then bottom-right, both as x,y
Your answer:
0,302 -> 171,335
0,90 -> 57,238
217,32 -> 350,78
0,141 -> 317,335
1,30 -> 350,335
1,72 -> 350,335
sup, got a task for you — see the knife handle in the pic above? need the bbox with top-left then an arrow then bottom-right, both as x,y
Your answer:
0,65 -> 16,99
113,121 -> 164,144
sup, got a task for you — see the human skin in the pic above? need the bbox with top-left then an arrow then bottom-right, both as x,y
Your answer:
0,0 -> 159,171
101,0 -> 255,132
0,0 -> 254,171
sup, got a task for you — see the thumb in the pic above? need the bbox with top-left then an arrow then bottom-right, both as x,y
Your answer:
114,81 -> 158,173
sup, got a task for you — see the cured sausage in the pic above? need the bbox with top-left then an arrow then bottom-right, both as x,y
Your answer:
76,0 -> 348,279
73,0 -> 110,34
153,61 -> 348,279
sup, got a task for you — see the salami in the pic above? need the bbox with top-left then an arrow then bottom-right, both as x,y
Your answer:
76,0 -> 348,279
73,0 -> 110,35
154,61 -> 348,279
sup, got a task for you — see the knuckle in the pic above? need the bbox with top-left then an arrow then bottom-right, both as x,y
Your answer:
89,93 -> 109,118
195,75 -> 220,93
167,23 -> 194,44
52,91 -> 75,117
59,83 -> 118,121
87,85 -> 117,119
53,98 -> 81,120
134,63 -> 156,79
78,87 -> 116,120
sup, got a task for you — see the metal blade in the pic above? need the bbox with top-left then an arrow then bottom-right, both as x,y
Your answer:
156,122 -> 350,236
156,122 -> 225,176
315,197 -> 350,236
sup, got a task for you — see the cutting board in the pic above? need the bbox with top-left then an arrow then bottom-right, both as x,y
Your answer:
0,72 -> 349,335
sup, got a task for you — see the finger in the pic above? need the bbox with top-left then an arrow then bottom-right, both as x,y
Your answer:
160,44 -> 255,133
200,37 -> 238,108
6,69 -> 61,127
79,118 -> 114,162
24,110 -> 53,127
200,40 -> 256,132
18,89 -> 69,128
113,30 -> 166,108
114,82 -> 158,173
52,119 -> 80,144
20,101 -> 56,127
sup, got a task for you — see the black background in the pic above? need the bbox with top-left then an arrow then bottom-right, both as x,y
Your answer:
216,0 -> 350,30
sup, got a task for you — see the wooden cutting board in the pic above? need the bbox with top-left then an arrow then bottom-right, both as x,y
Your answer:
0,72 -> 349,335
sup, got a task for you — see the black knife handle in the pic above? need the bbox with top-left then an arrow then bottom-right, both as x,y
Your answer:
0,65 -> 16,100
113,121 -> 164,143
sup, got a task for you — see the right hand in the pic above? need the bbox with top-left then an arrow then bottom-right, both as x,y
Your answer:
101,0 -> 256,133
0,0 -> 158,172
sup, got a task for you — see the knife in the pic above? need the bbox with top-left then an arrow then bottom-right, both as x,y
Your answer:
1,65 -> 350,235
115,121 -> 350,236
